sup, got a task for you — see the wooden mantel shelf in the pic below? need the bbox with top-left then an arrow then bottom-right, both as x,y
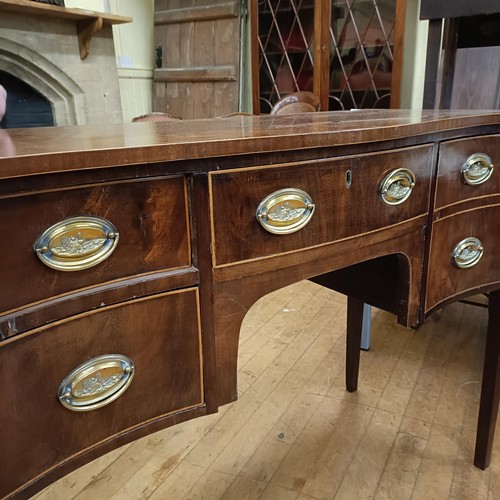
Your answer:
0,0 -> 131,24
0,0 -> 132,60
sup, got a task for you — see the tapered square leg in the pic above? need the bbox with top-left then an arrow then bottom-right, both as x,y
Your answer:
474,290 -> 500,469
346,295 -> 365,392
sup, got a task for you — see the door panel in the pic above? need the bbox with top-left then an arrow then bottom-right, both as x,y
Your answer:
154,0 -> 241,118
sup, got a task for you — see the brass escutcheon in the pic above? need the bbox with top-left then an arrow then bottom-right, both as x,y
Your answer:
452,237 -> 484,269
256,188 -> 315,235
34,216 -> 119,271
461,153 -> 494,185
379,168 -> 416,206
58,354 -> 135,412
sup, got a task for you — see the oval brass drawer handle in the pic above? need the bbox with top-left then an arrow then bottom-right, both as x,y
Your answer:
34,216 -> 119,271
462,153 -> 494,185
58,354 -> 135,412
379,168 -> 416,206
256,188 -> 315,235
452,237 -> 484,269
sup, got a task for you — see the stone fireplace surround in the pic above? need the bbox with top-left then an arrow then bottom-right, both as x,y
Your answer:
0,6 -> 128,126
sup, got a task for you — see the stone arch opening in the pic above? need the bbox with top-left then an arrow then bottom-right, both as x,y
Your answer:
0,38 -> 86,126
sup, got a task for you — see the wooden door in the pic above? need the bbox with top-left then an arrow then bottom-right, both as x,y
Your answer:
154,0 -> 242,118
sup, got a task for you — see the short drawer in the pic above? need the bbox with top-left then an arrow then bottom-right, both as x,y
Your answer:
425,205 -> 500,312
0,288 -> 203,498
0,176 -> 190,315
209,145 -> 434,266
435,134 -> 500,210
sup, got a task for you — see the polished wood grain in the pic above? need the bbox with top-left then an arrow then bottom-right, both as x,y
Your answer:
0,289 -> 203,500
426,205 -> 500,313
3,110 -> 500,498
312,0 -> 331,112
2,110 -> 500,178
210,145 -> 433,266
435,134 -> 500,210
36,282 -> 499,500
427,134 -> 500,314
0,267 -> 199,340
389,0 -> 407,109
0,176 -> 190,317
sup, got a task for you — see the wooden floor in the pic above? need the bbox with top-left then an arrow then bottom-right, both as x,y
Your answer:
36,281 -> 500,500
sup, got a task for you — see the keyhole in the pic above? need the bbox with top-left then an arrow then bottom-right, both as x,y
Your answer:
345,169 -> 352,188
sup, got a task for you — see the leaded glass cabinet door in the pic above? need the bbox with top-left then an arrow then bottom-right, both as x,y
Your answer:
251,0 -> 316,113
251,0 -> 405,113
328,0 -> 401,110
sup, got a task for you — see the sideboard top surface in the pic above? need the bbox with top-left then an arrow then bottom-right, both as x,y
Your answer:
1,109 -> 500,179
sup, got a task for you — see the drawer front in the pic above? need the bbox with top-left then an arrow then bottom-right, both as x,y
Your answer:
0,176 -> 190,314
210,145 -> 434,266
435,134 -> 500,210
0,288 -> 202,498
425,205 -> 500,312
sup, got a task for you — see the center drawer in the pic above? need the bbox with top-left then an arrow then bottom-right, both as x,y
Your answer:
0,288 -> 203,498
0,176 -> 191,316
209,145 -> 434,266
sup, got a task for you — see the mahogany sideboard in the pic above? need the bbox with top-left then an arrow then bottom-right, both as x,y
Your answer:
2,110 -> 500,498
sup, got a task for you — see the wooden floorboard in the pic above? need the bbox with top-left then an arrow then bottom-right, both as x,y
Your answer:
36,281 -> 498,499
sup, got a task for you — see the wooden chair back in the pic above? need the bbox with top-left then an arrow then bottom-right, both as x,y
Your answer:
270,91 -> 321,116
132,112 -> 180,122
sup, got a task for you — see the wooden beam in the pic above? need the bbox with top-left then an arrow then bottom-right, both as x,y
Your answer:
390,0 -> 406,109
155,2 -> 238,25
154,66 -> 236,83
313,0 -> 331,111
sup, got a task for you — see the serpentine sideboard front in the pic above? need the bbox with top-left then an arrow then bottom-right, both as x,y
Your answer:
1,110 -> 500,499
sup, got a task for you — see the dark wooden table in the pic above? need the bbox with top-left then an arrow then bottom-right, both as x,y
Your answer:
1,110 -> 500,498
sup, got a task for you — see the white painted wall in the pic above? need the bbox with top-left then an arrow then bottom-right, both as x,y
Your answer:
400,0 -> 429,109
65,0 -> 154,121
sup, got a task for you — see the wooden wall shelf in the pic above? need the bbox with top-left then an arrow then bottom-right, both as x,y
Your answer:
0,0 -> 132,60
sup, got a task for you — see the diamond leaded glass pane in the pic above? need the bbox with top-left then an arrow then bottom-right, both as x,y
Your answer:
257,0 -> 315,113
329,0 -> 396,110
256,0 -> 397,112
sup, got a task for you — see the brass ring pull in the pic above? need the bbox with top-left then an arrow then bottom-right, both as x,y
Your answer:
462,153 -> 494,185
452,237 -> 484,269
34,216 -> 119,271
256,188 -> 315,235
58,354 -> 135,412
379,168 -> 416,206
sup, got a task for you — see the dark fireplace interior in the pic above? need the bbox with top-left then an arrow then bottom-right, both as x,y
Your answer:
0,71 -> 54,129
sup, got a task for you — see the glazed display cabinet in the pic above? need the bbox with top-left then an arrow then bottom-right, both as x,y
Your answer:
251,0 -> 406,113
